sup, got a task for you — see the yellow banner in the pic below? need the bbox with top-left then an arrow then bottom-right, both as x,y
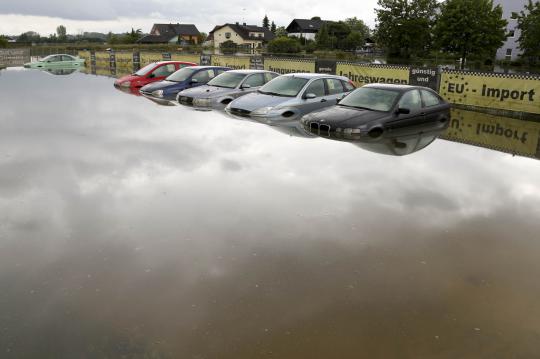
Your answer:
114,52 -> 133,69
171,54 -> 200,64
78,51 -> 91,62
440,71 -> 540,114
211,55 -> 250,69
336,63 -> 409,87
94,51 -> 109,67
442,108 -> 540,157
140,52 -> 163,66
264,58 -> 315,74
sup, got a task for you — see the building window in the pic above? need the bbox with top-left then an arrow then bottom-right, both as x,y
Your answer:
225,32 -> 231,39
508,29 -> 515,38
506,48 -> 512,56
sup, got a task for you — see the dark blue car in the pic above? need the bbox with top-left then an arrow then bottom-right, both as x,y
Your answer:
139,66 -> 231,101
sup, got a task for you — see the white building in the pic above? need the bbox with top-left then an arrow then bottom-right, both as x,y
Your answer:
494,0 -> 527,61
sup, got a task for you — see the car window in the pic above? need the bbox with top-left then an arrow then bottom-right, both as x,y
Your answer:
421,90 -> 442,107
192,69 -> 214,83
305,79 -> 325,97
46,55 -> 61,62
151,64 -> 176,77
215,69 -> 227,75
398,90 -> 422,111
342,80 -> 355,92
259,76 -> 309,97
178,63 -> 192,69
243,73 -> 265,87
339,87 -> 400,112
325,78 -> 345,95
61,55 -> 73,61
264,72 -> 279,83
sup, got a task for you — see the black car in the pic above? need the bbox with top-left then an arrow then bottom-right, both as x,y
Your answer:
301,84 -> 450,139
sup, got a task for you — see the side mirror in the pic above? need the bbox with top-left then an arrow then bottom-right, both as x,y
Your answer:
241,84 -> 251,89
304,93 -> 317,100
397,107 -> 411,115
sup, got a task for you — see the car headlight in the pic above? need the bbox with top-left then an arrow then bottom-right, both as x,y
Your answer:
194,98 -> 212,106
120,81 -> 131,87
152,90 -> 164,98
251,106 -> 274,116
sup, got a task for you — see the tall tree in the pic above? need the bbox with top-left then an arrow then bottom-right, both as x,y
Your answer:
344,17 -> 371,38
271,21 -> 277,33
0,35 -> 7,48
375,0 -> 438,59
433,0 -> 507,68
263,15 -> 270,29
315,22 -> 331,49
56,25 -> 67,41
275,26 -> 288,37
517,0 -> 540,65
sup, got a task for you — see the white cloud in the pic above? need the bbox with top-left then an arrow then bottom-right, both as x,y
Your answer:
0,0 -> 378,35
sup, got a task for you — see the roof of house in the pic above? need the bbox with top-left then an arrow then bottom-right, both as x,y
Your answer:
208,23 -> 275,42
138,23 -> 200,43
286,19 -> 328,32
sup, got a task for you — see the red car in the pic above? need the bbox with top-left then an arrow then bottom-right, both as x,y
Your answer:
114,61 -> 197,89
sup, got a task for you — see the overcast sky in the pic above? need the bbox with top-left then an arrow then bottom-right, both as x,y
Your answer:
0,0 -> 377,35
0,0 -> 379,36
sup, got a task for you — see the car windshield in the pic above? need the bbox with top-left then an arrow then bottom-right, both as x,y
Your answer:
41,55 -> 59,62
166,68 -> 198,82
207,72 -> 245,89
339,87 -> 401,112
134,63 -> 158,76
258,76 -> 309,97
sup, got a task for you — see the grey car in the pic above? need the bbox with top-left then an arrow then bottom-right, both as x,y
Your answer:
177,70 -> 279,107
225,73 -> 355,119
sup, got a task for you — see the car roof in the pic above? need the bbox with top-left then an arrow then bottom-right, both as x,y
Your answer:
226,69 -> 277,74
155,61 -> 196,65
187,65 -> 231,70
281,73 -> 349,81
363,84 -> 426,91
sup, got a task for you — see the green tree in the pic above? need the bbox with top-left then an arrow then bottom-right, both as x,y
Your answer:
517,0 -> 540,65
0,36 -> 7,48
433,0 -> 507,68
275,26 -> 288,37
344,17 -> 371,38
267,36 -> 301,53
17,31 -> 40,43
56,25 -> 67,41
220,39 -> 237,53
375,0 -> 438,59
198,32 -> 208,44
263,15 -> 270,29
271,21 -> 277,33
316,22 -> 331,49
123,28 -> 142,43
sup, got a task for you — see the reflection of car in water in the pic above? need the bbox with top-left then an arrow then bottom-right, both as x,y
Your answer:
307,117 -> 449,156
226,73 -> 355,118
24,54 -> 85,68
114,61 -> 196,90
41,67 -> 79,76
140,66 -> 231,101
177,70 -> 279,107
301,84 -> 450,140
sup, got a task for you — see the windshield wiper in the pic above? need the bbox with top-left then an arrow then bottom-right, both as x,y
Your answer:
339,104 -> 374,111
259,90 -> 290,97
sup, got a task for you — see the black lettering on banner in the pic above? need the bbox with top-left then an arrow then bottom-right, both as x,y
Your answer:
409,67 -> 438,90
316,60 -> 337,74
338,71 -> 408,85
481,84 -> 535,102
250,56 -> 264,70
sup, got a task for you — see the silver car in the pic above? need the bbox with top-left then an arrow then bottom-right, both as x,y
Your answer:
177,70 -> 279,107
225,73 -> 355,119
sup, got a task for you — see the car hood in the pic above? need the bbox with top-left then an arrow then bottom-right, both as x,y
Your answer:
181,85 -> 235,98
305,105 -> 389,127
115,74 -> 139,83
140,80 -> 179,92
229,92 -> 295,112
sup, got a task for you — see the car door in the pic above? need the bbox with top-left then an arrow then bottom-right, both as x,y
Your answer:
237,73 -> 265,97
299,79 -> 329,114
386,89 -> 424,130
325,78 -> 347,104
189,69 -> 215,89
420,89 -> 448,124
148,63 -> 176,82
61,55 -> 75,66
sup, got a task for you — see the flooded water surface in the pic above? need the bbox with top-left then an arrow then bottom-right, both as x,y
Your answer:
1,67 -> 540,358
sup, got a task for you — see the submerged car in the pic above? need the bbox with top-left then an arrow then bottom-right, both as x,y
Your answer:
225,73 -> 355,118
140,66 -> 231,101
177,70 -> 279,107
114,61 -> 196,90
302,84 -> 451,139
24,54 -> 85,68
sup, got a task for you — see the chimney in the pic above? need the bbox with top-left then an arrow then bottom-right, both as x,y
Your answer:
235,22 -> 239,25
243,22 -> 246,26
